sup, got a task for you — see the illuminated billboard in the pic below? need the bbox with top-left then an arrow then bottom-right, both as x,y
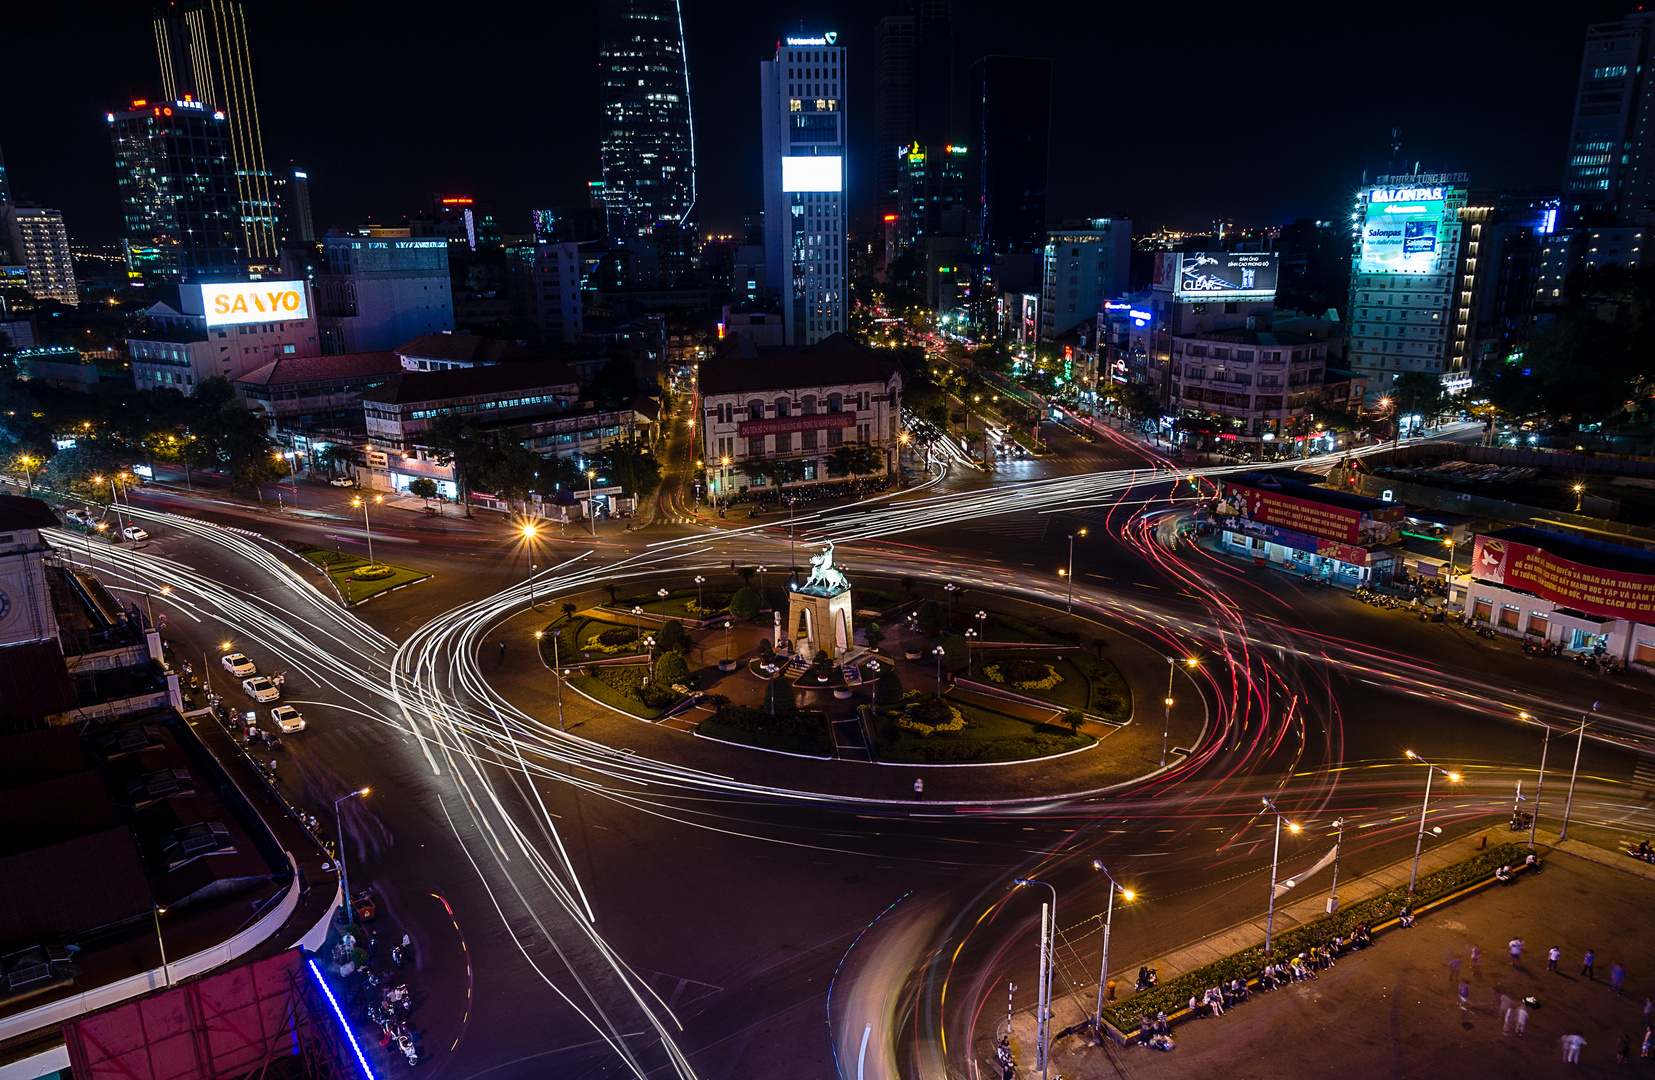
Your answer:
1359,186 -> 1452,274
782,156 -> 843,192
1171,252 -> 1278,300
200,281 -> 309,327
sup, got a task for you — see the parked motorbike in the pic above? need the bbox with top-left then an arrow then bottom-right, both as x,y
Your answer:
1625,842 -> 1655,864
1475,626 -> 1498,639
1509,812 -> 1533,832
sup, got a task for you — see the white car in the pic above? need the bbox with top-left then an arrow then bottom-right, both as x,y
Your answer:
270,705 -> 306,733
121,524 -> 149,541
221,653 -> 256,677
242,676 -> 279,703
328,476 -> 356,488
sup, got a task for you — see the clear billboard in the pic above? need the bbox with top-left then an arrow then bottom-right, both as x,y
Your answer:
1172,252 -> 1278,300
1359,186 -> 1452,274
782,156 -> 843,192
200,281 -> 309,326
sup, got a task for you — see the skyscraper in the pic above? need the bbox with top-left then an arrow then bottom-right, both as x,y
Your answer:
280,165 -> 314,243
0,206 -> 78,305
873,3 -> 956,227
108,99 -> 245,284
762,31 -> 848,345
970,56 -> 1051,257
598,0 -> 697,252
1562,12 -> 1655,223
153,0 -> 278,269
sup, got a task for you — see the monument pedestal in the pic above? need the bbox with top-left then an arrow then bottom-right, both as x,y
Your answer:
786,541 -> 855,661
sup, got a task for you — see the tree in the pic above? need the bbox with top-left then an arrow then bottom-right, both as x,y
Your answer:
863,623 -> 885,651
764,674 -> 797,715
729,585 -> 761,621
940,633 -> 968,670
872,662 -> 905,707
656,619 -> 687,653
315,443 -> 351,477
1391,372 -> 1451,429
478,439 -> 541,512
424,414 -> 493,517
739,457 -> 773,487
596,439 -> 662,498
407,477 -> 439,504
560,601 -> 577,621
1060,709 -> 1084,735
915,599 -> 945,635
538,454 -> 584,495
589,357 -> 637,409
826,441 -> 882,478
654,650 -> 690,686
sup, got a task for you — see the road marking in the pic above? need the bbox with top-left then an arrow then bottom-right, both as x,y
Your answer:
858,1022 -> 872,1080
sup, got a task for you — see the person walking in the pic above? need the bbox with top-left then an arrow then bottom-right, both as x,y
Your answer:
1549,945 -> 1562,972
1562,1033 -> 1587,1064
1510,938 -> 1525,968
1449,956 -> 1463,984
1644,998 -> 1653,1028
1501,994 -> 1516,1034
913,778 -> 924,801
1612,962 -> 1626,995
1458,980 -> 1471,1012
1641,1026 -> 1653,1059
1516,1004 -> 1530,1036
1583,949 -> 1596,981
1470,944 -> 1481,975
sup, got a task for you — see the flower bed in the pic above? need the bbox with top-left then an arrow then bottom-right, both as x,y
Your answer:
584,626 -> 641,654
892,696 -> 967,736
983,659 -> 1063,691
1100,842 -> 1528,1032
697,705 -> 833,757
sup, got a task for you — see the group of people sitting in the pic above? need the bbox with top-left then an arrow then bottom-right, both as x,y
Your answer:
1187,979 -> 1250,1016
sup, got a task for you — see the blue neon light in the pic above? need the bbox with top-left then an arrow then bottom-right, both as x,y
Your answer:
307,958 -> 377,1080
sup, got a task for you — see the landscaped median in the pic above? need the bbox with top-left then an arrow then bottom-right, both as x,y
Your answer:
290,544 -> 429,605
1100,842 -> 1529,1038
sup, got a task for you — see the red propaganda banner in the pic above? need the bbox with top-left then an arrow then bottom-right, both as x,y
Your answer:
1316,539 -> 1369,567
1230,484 -> 1362,544
737,413 -> 857,437
1472,535 -> 1655,621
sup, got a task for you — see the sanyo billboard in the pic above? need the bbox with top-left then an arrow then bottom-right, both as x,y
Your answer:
199,281 -> 310,327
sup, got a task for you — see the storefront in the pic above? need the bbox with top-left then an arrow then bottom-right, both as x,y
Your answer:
1212,472 -> 1406,586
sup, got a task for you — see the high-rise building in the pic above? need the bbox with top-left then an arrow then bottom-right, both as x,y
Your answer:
0,206 -> 78,305
153,0 -> 279,270
1563,12 -> 1655,223
762,32 -> 848,345
315,234 -> 453,353
1344,173 -> 1477,401
896,143 -> 971,250
598,0 -> 697,248
281,165 -> 314,243
1040,220 -> 1130,340
970,56 -> 1051,257
108,99 -> 245,284
873,13 -> 916,223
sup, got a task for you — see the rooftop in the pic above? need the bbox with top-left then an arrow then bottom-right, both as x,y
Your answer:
234,351 -> 401,388
394,333 -> 534,366
1226,472 -> 1398,513
1191,328 -> 1322,348
700,332 -> 902,396
1485,525 -> 1655,576
359,358 -> 581,407
0,494 -> 59,532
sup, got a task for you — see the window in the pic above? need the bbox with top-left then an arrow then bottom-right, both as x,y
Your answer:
775,398 -> 791,418
748,399 -> 765,420
776,432 -> 792,453
801,430 -> 818,451
826,427 -> 843,447
801,395 -> 817,415
827,393 -> 843,413
748,436 -> 765,456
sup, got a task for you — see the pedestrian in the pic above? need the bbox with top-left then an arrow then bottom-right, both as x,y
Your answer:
1613,962 -> 1626,995
1501,994 -> 1515,1034
1584,949 -> 1596,981
1642,1026 -> 1653,1059
1516,1004 -> 1530,1036
1618,1032 -> 1631,1064
1449,956 -> 1463,983
913,777 -> 924,801
499,641 -> 506,658
1549,946 -> 1562,972
1510,938 -> 1525,968
1644,998 -> 1653,1027
1470,944 -> 1481,974
1458,980 -> 1471,1012
1562,1033 -> 1586,1064
368,932 -> 377,961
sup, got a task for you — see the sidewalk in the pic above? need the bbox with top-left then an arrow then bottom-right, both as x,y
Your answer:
1002,835 -> 1655,1078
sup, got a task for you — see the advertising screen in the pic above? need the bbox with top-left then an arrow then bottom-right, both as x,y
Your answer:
1172,252 -> 1278,300
1359,186 -> 1450,274
1471,535 -> 1655,622
200,281 -> 309,327
782,156 -> 843,192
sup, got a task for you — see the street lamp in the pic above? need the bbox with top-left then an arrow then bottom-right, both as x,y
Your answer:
1402,750 -> 1462,893
1012,878 -> 1058,1080
332,787 -> 370,923
643,635 -> 656,684
632,605 -> 643,646
1327,817 -> 1346,914
546,629 -> 566,730
944,582 -> 958,628
153,904 -> 171,988
1163,657 -> 1198,766
1261,797 -> 1301,956
694,575 -> 705,613
723,620 -> 733,663
932,644 -> 945,698
17,454 -> 34,493
1441,535 -> 1457,603
587,469 -> 597,536
350,494 -> 384,566
1066,529 -> 1087,613
757,565 -> 768,600
1090,861 -> 1134,1040
521,522 -> 539,609
1558,700 -> 1603,843
1573,483 -> 1585,513
965,628 -> 977,676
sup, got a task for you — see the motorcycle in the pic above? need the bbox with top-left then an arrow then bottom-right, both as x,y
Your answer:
1475,626 -> 1497,639
1509,811 -> 1533,832
1625,843 -> 1655,864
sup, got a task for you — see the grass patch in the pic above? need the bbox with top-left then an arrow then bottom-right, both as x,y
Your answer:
615,588 -> 729,620
568,666 -> 683,720
976,650 -> 1131,721
697,706 -> 833,757
870,698 -> 1092,764
291,544 -> 429,604
555,616 -> 651,660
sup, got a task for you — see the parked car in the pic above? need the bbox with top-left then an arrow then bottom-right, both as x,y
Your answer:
121,524 -> 149,541
221,652 -> 256,677
242,676 -> 279,702
270,705 -> 306,732
329,476 -> 356,488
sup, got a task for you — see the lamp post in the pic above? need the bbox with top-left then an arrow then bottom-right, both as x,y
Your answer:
351,494 -> 383,566
332,787 -> 370,922
643,635 -> 656,684
632,605 -> 643,647
756,565 -> 768,603
1403,750 -> 1462,894
548,631 -> 566,730
1327,817 -> 1346,914
17,454 -> 34,493
1261,797 -> 1301,956
788,496 -> 798,578
1066,529 -> 1087,613
153,905 -> 171,988
976,609 -> 987,648
1441,535 -> 1457,603
587,469 -> 597,536
521,523 -> 539,609
944,582 -> 958,630
694,575 -> 705,614
723,620 -> 732,663
1163,657 -> 1198,766
1558,701 -> 1602,843
965,628 -> 977,676
1090,861 -> 1134,1040
1012,878 -> 1058,1080
932,644 -> 945,698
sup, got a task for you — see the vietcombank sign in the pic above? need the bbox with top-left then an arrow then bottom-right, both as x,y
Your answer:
199,281 -> 309,327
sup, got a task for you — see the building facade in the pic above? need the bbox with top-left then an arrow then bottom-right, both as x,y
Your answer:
128,283 -> 320,392
108,99 -> 244,284
153,0 -> 278,270
530,241 -> 582,344
234,351 -> 402,440
1562,12 -> 1655,223
1212,473 -> 1405,586
598,0 -> 697,247
316,235 -> 453,353
0,206 -> 77,305
970,56 -> 1050,257
698,333 -> 902,500
762,33 -> 848,345
1168,329 -> 1328,444
1040,220 -> 1130,340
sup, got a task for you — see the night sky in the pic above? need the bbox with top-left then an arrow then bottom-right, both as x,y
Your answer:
1,0 -> 1632,247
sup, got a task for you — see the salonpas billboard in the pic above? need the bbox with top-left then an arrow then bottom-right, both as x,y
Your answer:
1359,185 -> 1457,274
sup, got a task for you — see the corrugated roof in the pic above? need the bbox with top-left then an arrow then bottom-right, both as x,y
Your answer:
0,827 -> 152,950
699,332 -> 901,395
0,493 -> 60,532
0,728 -> 87,789
234,351 -> 402,388
0,641 -> 78,728
358,358 -> 581,406
394,333 -> 534,365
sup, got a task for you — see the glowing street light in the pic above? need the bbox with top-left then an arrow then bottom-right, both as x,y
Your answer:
1163,657 -> 1199,766
1402,750 -> 1462,893
1090,861 -> 1134,1039
1261,797 -> 1301,956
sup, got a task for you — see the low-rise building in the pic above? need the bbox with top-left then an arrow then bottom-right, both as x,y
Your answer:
1210,472 -> 1406,586
315,233 -> 453,353
127,284 -> 320,392
233,351 -> 403,447
393,333 -> 533,372
698,332 -> 903,500
1169,329 -> 1329,444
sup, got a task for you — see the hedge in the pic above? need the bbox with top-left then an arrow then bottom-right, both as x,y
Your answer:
714,704 -> 830,739
1101,842 -> 1527,1031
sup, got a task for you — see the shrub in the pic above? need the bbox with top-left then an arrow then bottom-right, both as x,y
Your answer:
872,664 -> 905,706
864,624 -> 886,649
729,586 -> 761,620
597,626 -> 637,647
940,633 -> 968,669
654,650 -> 690,686
893,697 -> 967,736
656,619 -> 687,653
984,660 -> 1063,691
715,705 -> 827,738
689,592 -> 728,616
764,677 -> 797,714
916,599 -> 945,635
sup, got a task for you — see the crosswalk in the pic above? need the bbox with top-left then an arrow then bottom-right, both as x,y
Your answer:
1633,756 -> 1655,792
